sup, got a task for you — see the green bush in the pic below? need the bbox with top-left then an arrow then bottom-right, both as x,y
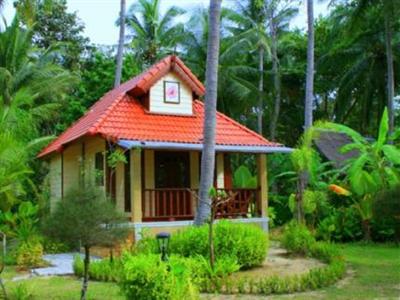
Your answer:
73,256 -> 123,282
316,207 -> 363,242
10,283 -> 33,300
170,221 -> 268,269
131,229 -> 159,255
281,221 -> 316,255
119,254 -> 198,300
202,241 -> 345,295
15,240 -> 43,268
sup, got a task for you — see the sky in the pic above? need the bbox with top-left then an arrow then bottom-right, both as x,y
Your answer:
3,0 -> 330,46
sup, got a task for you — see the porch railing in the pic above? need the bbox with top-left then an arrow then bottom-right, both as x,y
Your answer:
142,188 -> 260,222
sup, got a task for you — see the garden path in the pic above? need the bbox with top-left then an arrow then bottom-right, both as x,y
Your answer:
29,253 -> 100,277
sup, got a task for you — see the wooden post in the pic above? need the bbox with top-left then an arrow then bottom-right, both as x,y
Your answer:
144,150 -> 155,216
257,153 -> 268,217
115,161 -> 125,212
130,149 -> 142,222
216,153 -> 224,189
190,151 -> 200,213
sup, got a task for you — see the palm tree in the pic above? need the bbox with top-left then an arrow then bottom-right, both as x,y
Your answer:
0,16 -> 74,139
317,2 -> 399,135
382,1 -> 396,135
346,0 -> 398,135
125,0 -> 185,68
304,0 -> 314,130
228,0 -> 270,135
267,0 -> 298,141
0,15 -> 74,208
114,0 -> 126,87
194,0 -> 223,226
183,8 -> 257,122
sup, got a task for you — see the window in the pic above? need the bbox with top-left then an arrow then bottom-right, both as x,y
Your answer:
95,152 -> 104,186
163,81 -> 180,104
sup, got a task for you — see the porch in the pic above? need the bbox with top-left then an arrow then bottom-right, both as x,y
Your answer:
142,188 -> 261,221
111,148 -> 270,230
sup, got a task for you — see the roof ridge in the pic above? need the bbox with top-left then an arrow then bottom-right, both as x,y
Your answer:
194,100 -> 280,146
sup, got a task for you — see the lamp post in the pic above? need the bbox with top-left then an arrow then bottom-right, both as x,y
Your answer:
156,232 -> 170,262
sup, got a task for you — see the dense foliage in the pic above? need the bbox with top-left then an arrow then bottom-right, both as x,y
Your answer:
281,221 -> 316,255
117,254 -> 197,300
0,0 -> 399,281
169,221 -> 268,269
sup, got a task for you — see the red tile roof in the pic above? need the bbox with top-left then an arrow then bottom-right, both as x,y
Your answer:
38,56 -> 281,158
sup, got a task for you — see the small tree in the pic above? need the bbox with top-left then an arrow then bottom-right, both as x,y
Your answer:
44,185 -> 128,300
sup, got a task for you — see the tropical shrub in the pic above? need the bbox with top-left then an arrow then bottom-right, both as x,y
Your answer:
169,221 -> 268,269
281,221 -> 316,255
0,201 -> 39,242
44,185 -> 128,299
119,254 -> 198,300
15,239 -> 44,268
131,229 -> 158,255
73,256 -> 123,282
372,185 -> 400,241
316,207 -> 363,242
10,283 -> 33,300
202,241 -> 345,295
316,108 -> 400,240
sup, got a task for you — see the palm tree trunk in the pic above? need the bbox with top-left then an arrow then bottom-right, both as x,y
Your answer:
257,46 -> 264,135
114,0 -> 126,88
384,8 -> 395,135
269,15 -> 281,141
304,0 -> 314,130
80,246 -> 90,300
194,0 -> 222,226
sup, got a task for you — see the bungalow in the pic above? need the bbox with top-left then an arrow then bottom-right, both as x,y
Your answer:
38,55 -> 291,239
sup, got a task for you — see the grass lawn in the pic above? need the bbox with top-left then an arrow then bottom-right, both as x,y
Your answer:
269,243 -> 400,300
3,243 -> 399,300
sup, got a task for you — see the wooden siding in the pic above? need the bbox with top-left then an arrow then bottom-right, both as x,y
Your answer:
83,137 -> 106,189
216,153 -> 225,188
62,142 -> 81,194
149,72 -> 193,115
49,154 -> 62,211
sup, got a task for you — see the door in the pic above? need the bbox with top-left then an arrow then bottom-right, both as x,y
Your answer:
154,151 -> 191,219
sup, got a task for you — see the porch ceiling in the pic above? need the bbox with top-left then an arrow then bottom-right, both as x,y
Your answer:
117,140 -> 293,154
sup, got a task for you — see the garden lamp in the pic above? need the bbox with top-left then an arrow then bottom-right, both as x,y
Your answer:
156,232 -> 170,262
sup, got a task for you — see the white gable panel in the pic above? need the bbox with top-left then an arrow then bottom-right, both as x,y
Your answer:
149,72 -> 193,115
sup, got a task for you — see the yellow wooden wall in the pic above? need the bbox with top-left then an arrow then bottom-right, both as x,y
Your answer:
62,142 -> 81,194
49,136 -> 107,205
49,153 -> 62,211
83,136 -> 106,189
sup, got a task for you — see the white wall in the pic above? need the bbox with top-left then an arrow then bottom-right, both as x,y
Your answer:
149,72 -> 193,115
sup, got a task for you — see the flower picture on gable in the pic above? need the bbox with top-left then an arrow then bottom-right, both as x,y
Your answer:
164,81 -> 180,103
